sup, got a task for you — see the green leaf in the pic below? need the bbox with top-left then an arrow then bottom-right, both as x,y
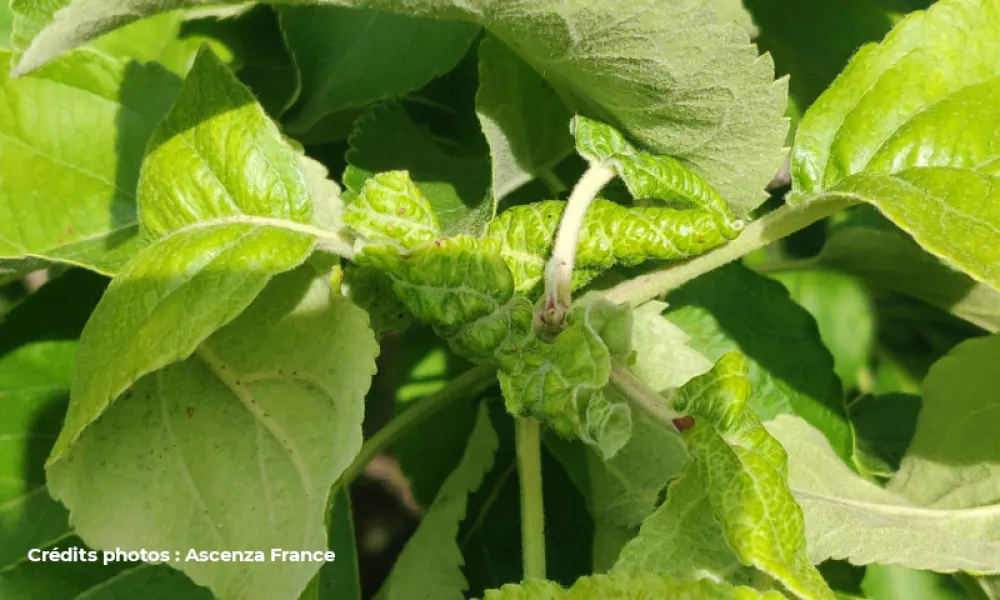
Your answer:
344,170 -> 441,248
978,576 -> 1000,600
744,0 -> 894,118
0,3 -> 11,49
847,393 -> 920,478
546,412 -> 688,531
137,48 -> 318,239
375,403 -> 498,600
789,0 -> 1000,291
0,268 -> 107,356
179,6 -> 301,116
708,0 -> 758,36
344,103 -> 492,236
0,342 -> 74,569
629,300 -> 715,394
474,35 -> 574,200
305,487 -> 363,600
767,414 -> 1000,573
479,572 -> 787,600
88,10 -> 201,74
278,4 -> 478,134
769,270 -> 876,390
47,267 -> 379,600
666,263 -> 852,461
814,218 -> 1000,333
613,461 -> 755,585
0,49 -> 180,276
0,552 -> 212,599
623,353 -> 834,600
58,49 -> 331,466
888,334 -> 1000,509
861,565 -> 968,600
10,0 -> 788,214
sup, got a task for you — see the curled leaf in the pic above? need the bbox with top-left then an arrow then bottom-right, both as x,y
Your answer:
344,170 -> 441,249
673,352 -> 834,600
500,297 -> 634,459
573,115 -> 741,224
487,198 -> 741,295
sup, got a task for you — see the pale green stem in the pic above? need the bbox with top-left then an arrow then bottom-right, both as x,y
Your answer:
610,365 -> 685,429
338,365 -> 496,486
515,417 -> 547,580
543,163 -> 616,317
603,196 -> 856,307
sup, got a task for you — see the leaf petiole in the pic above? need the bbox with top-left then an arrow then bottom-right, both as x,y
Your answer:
542,163 -> 616,324
610,365 -> 686,431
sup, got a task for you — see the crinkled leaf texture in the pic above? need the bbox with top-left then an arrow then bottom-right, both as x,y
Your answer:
789,0 -> 1000,292
0,49 -> 179,276
47,267 -> 379,600
478,572 -> 786,600
55,48 -> 346,467
11,0 -> 788,214
375,403 -> 498,600
500,295 -> 634,460
617,353 -> 834,600
767,414 -> 1000,573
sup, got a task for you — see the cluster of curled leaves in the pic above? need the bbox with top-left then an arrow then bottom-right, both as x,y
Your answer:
3,0 -> 1000,599
344,115 -> 744,460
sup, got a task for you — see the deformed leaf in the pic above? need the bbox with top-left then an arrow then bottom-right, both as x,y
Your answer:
278,4 -> 479,133
479,572 -> 786,600
0,49 -> 180,276
500,297 -> 634,460
487,199 -> 742,297
789,0 -> 1000,292
666,263 -> 852,461
344,170 -> 441,248
767,415 -> 1000,573
10,0 -> 789,214
475,35 -> 574,200
47,267 -> 379,600
625,352 -> 834,600
375,403 -> 498,600
344,102 -> 492,236
573,116 -> 738,222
